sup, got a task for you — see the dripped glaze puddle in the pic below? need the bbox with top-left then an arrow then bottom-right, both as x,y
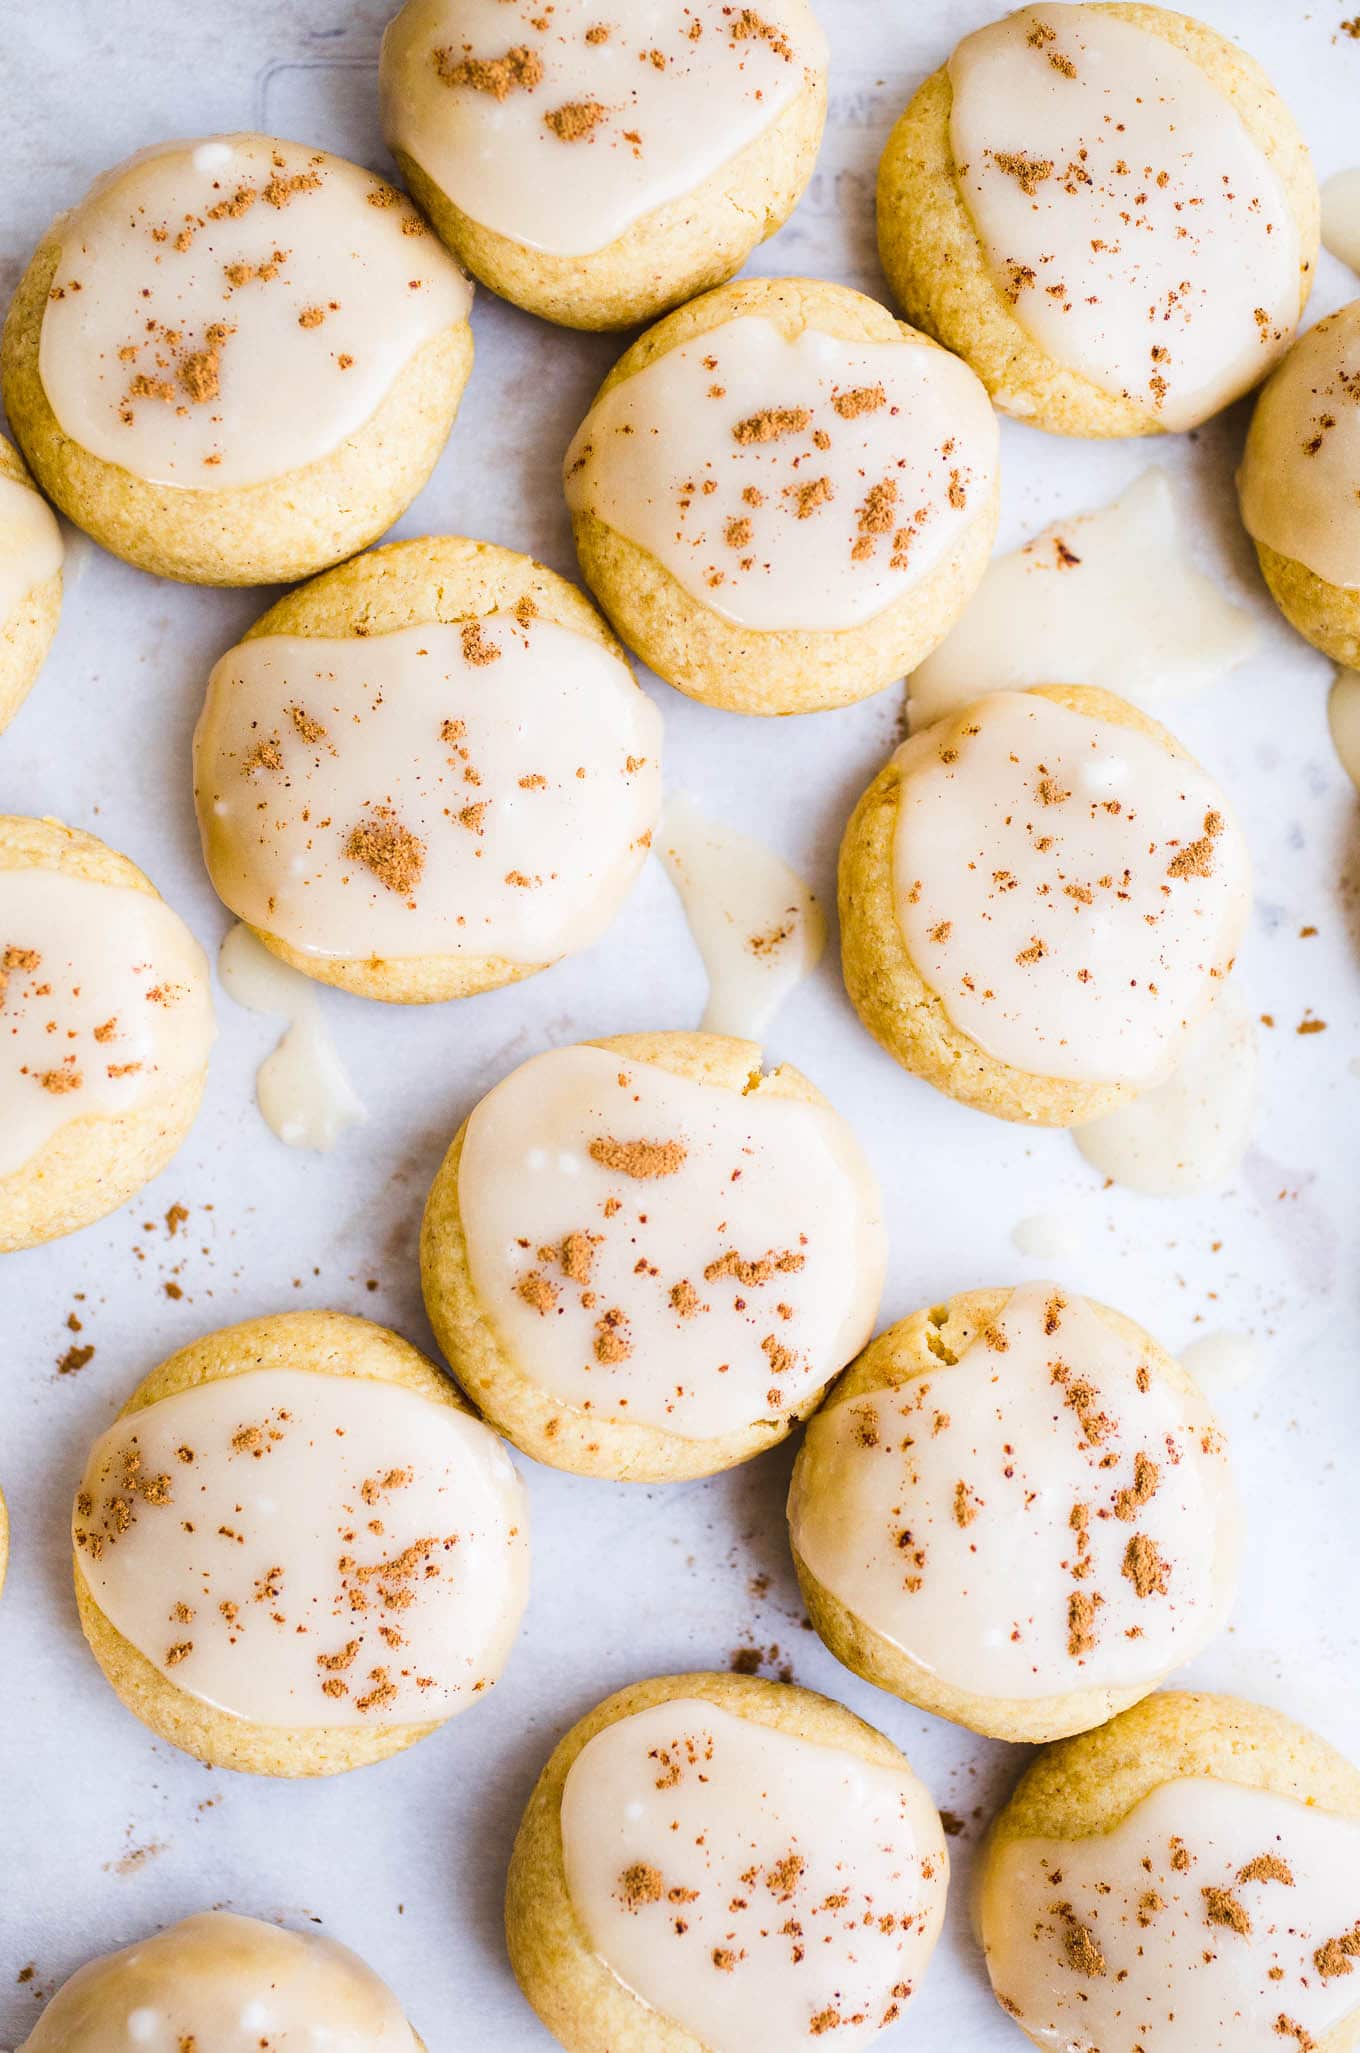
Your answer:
1073,984 -> 1257,1196
218,924 -> 367,1151
1321,167 -> 1360,272
1329,670 -> 1360,793
656,794 -> 826,1040
1180,1330 -> 1266,1392
909,469 -> 1258,728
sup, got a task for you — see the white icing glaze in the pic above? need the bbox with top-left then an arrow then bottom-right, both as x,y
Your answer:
1074,982 -> 1257,1195
19,1912 -> 420,2053
656,794 -> 825,1039
217,924 -> 367,1153
1180,1331 -> 1266,1393
1011,1211 -> 1083,1262
789,1283 -> 1237,1703
0,866 -> 214,1181
39,136 -> 472,490
1322,168 -> 1360,274
195,613 -> 661,964
1239,302 -> 1360,588
0,471 -> 63,625
380,0 -> 827,258
948,5 -> 1301,430
891,692 -> 1251,1086
560,1698 -> 947,2053
1330,669 -> 1360,792
455,1043 -> 884,1441
982,1778 -> 1360,2051
73,1365 -> 528,1729
909,470 -> 1258,729
564,315 -> 999,632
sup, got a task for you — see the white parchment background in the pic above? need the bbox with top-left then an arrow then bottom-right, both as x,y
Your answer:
0,2 -> 1358,2046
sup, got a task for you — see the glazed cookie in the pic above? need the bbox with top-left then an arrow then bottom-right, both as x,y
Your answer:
789,1283 -> 1239,1743
979,1691 -> 1360,2052
193,537 -> 661,1003
0,816 -> 215,1253
838,686 -> 1251,1126
878,4 -> 1318,437
506,1671 -> 949,2053
563,275 -> 1000,715
0,432 -> 62,732
19,1911 -> 426,2052
421,1031 -> 885,1480
1,135 -> 473,586
1239,300 -> 1360,667
380,0 -> 829,331
71,1310 -> 528,1777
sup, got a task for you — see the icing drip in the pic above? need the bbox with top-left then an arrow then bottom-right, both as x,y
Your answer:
456,1043 -> 884,1440
73,1366 -> 528,1729
196,614 -> 661,965
217,924 -> 366,1153
39,135 -> 471,489
656,794 -> 825,1039
892,692 -> 1251,1086
560,1698 -> 947,2053
565,315 -> 999,631
948,5 -> 1300,428
790,1283 -> 1237,1701
381,0 -> 826,257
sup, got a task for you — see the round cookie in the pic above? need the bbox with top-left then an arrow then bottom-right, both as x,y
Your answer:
1,135 -> 474,586
506,1671 -> 949,2053
1239,300 -> 1360,667
979,1692 -> 1360,2052
563,274 -> 1000,715
18,1911 -> 427,2052
193,536 -> 661,1003
421,1030 -> 885,1480
71,1309 -> 529,1778
789,1283 -> 1239,1743
0,433 -> 62,732
838,684 -> 1251,1126
380,0 -> 829,332
877,4 -> 1318,438
0,815 -> 215,1254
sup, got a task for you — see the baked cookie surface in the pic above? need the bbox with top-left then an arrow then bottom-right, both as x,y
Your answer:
0,815 -> 215,1253
980,1692 -> 1360,2052
1239,299 -> 1360,667
71,1309 -> 529,1777
506,1671 -> 948,2053
878,3 -> 1318,436
193,536 -> 661,1003
421,1031 -> 885,1479
381,0 -> 828,329
838,685 -> 1251,1125
1,135 -> 474,584
0,432 -> 62,733
18,1910 -> 425,2052
564,276 -> 1000,714
789,1282 -> 1239,1742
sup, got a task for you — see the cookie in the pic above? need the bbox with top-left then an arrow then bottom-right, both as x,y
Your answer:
380,0 -> 829,331
979,1691 -> 1360,2052
193,536 -> 661,1003
789,1283 -> 1239,1743
878,4 -> 1318,437
1,135 -> 473,586
838,685 -> 1251,1126
421,1031 -> 885,1480
18,1911 -> 427,2052
506,1671 -> 948,2053
563,275 -> 1000,714
1239,299 -> 1360,667
71,1309 -> 529,1777
0,815 -> 215,1253
0,433 -> 62,733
